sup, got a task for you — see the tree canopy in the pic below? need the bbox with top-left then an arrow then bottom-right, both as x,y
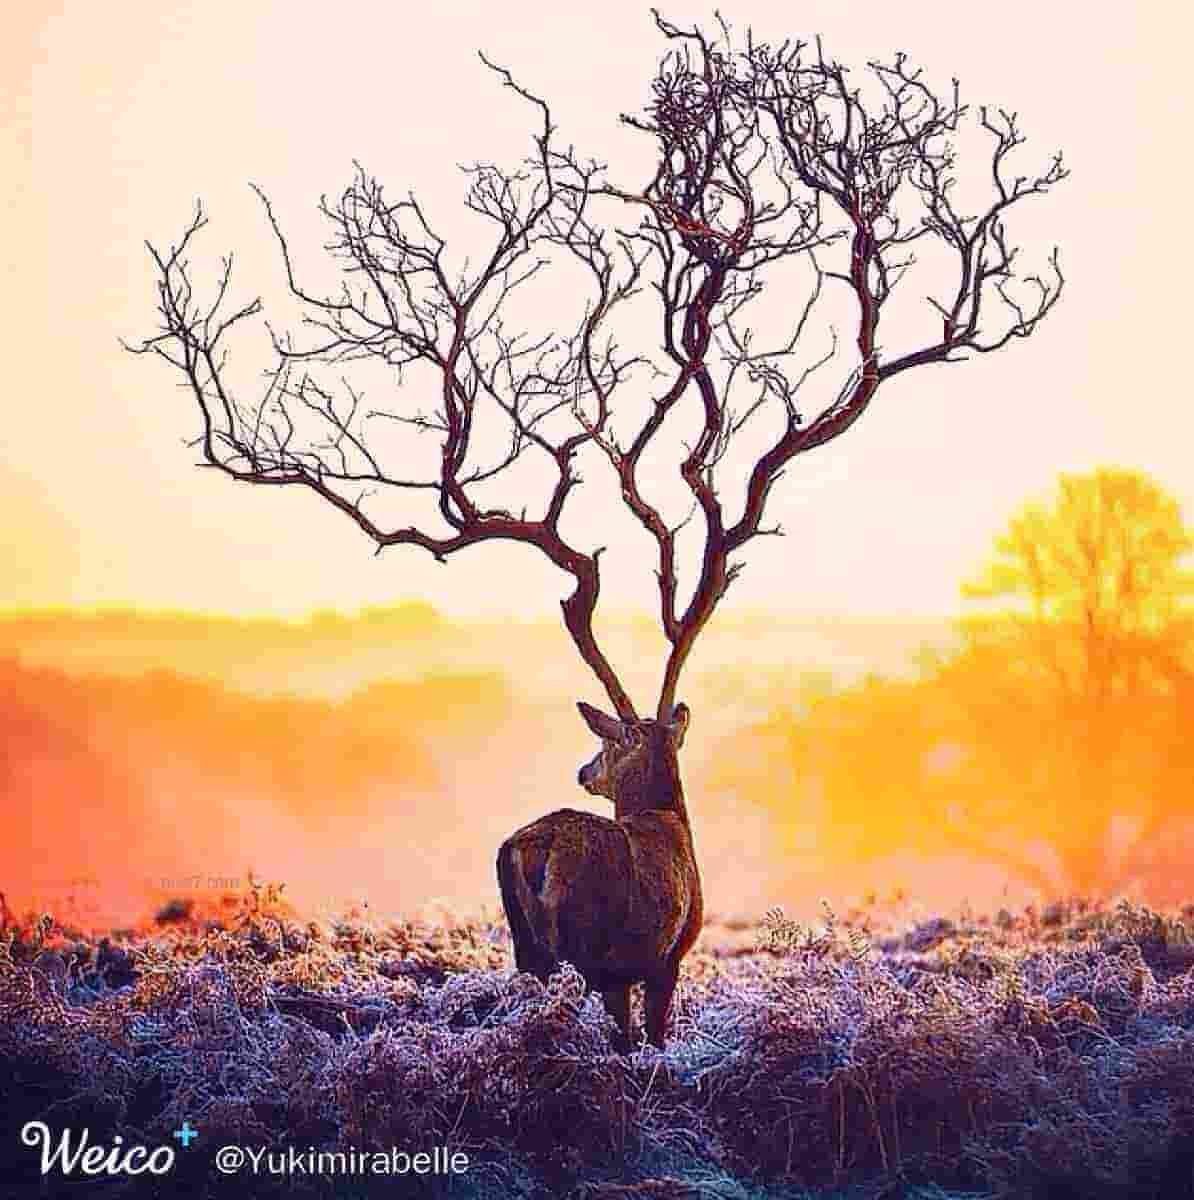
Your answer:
960,467 -> 1194,704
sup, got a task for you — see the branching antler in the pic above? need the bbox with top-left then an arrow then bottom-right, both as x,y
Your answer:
127,14 -> 1067,727
562,11 -> 845,717
612,13 -> 1066,716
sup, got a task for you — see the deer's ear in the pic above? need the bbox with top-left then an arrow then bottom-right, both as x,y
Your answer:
577,701 -> 622,741
669,702 -> 690,747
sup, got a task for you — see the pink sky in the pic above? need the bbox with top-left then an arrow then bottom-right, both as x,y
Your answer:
5,2 -> 1189,623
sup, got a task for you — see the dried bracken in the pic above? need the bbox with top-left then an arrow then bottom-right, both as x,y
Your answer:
3,893 -> 1194,1197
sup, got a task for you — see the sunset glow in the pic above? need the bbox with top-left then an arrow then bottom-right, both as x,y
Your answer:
5,3 -> 1191,931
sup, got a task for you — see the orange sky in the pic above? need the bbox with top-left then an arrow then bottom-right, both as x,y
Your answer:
6,2 -> 1192,623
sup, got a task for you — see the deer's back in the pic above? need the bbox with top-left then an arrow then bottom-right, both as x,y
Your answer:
499,807 -> 701,985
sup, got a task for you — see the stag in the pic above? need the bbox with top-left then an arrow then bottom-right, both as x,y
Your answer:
498,701 -> 701,1048
128,15 -> 1066,1048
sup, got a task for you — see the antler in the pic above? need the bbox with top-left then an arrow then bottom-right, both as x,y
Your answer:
128,16 -> 1066,730
572,13 -> 840,719
594,14 -> 1064,718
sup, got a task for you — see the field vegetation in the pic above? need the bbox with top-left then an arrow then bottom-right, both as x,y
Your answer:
5,885 -> 1194,1198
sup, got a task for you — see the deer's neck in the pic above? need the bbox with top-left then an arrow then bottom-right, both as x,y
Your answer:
616,752 -> 691,827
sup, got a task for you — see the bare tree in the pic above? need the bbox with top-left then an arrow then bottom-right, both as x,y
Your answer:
126,11 -> 1067,730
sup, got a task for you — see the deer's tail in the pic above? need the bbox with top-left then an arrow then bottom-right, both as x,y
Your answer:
497,837 -> 554,966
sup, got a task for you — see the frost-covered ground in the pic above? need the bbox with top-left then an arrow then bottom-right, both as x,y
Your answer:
4,887 -> 1194,1199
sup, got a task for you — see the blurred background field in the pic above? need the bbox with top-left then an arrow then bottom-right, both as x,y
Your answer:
5,469 -> 1192,931
1,605 -> 967,928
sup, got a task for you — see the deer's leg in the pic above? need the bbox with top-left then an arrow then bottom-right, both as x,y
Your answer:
513,933 -> 554,980
504,913 -> 550,977
601,986 -> 632,1052
644,968 -> 679,1049
512,938 -> 542,976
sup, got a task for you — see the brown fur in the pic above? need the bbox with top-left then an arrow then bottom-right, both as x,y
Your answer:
496,702 -> 703,1049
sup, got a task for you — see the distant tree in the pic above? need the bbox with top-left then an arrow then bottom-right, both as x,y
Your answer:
709,469 -> 1194,901
938,467 -> 1194,895
960,467 -> 1194,704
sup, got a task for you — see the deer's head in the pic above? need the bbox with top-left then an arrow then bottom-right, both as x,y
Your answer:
576,700 -> 690,813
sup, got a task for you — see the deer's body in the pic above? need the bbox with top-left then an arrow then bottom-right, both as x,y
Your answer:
497,703 -> 702,1048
